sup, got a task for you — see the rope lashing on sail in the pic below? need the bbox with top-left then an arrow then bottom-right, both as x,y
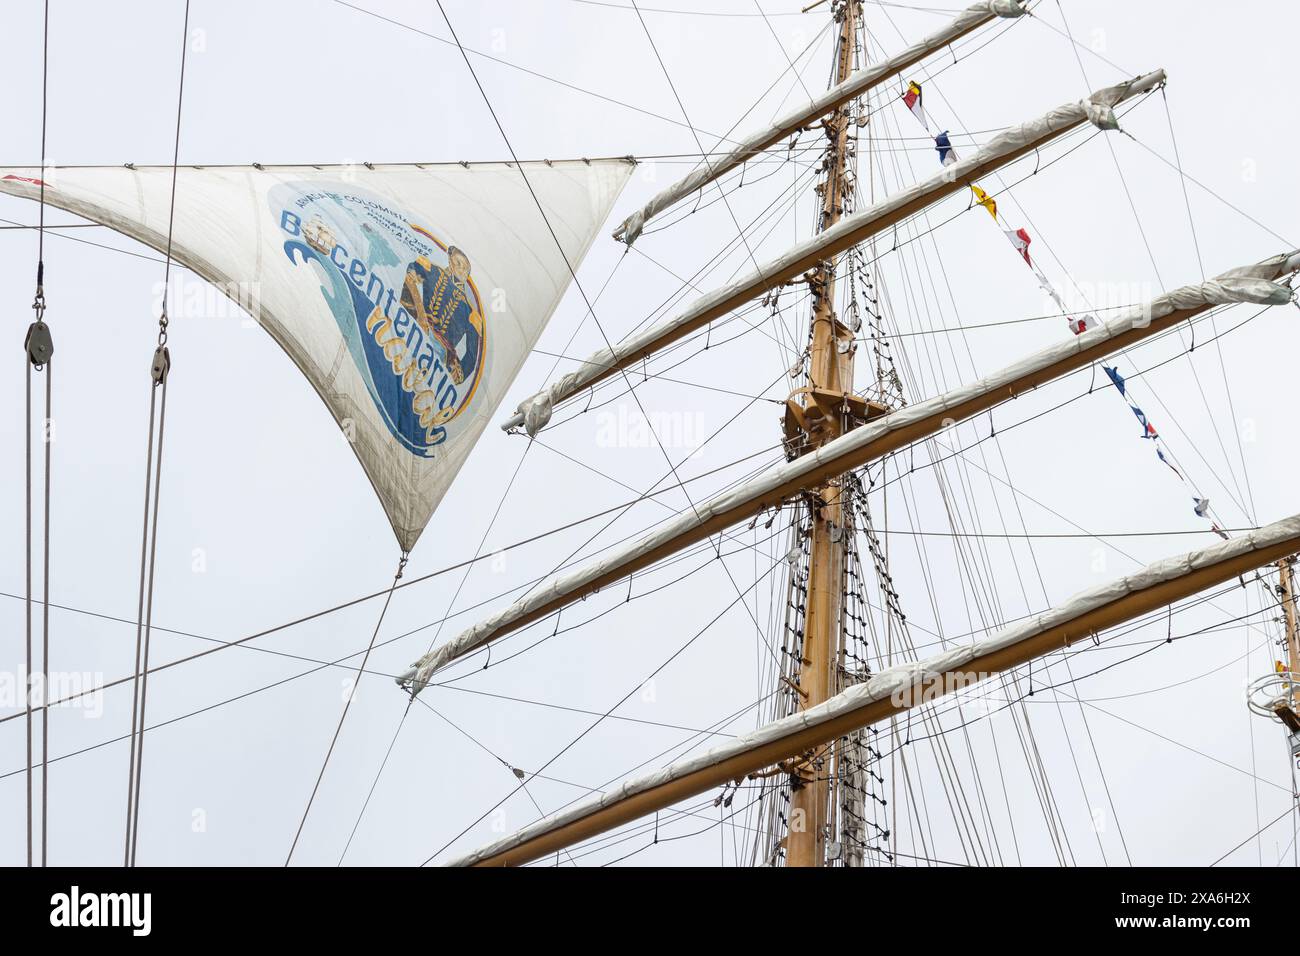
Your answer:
285,551 -> 408,866
502,67 -> 1167,437
123,0 -> 191,868
405,250 -> 1300,693
21,0 -> 55,870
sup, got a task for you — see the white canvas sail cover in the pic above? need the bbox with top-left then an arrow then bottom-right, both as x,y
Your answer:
612,0 -> 1026,244
504,70 -> 1166,434
0,161 -> 633,550
445,509 -> 1300,866
408,250 -> 1299,688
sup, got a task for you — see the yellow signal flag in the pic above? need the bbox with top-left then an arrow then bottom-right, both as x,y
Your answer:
970,184 -> 997,221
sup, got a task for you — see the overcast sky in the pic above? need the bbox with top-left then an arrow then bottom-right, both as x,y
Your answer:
2,0 -> 1299,867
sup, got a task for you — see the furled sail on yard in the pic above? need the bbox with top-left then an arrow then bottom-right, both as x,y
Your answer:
447,511 -> 1300,866
407,250 -> 1300,690
0,161 -> 633,550
611,0 -> 1027,245
505,70 -> 1165,435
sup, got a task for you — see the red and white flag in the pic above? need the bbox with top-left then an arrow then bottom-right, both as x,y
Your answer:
1004,227 -> 1032,267
901,81 -> 928,130
1067,314 -> 1098,335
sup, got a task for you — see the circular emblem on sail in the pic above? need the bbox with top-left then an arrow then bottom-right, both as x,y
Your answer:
269,181 -> 487,457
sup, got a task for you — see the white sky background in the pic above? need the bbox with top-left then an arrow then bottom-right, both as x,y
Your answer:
1,0 -> 1298,867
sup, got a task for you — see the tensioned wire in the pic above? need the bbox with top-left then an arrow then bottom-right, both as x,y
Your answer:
4,433 -> 788,722
23,0 -> 53,871
333,438 -> 538,864
123,0 -> 193,869
525,1 -> 1034,868
873,608 -> 1297,807
869,42 -> 1102,864
0,523 -> 795,791
856,35 -> 1066,865
7,0 -> 1289,868
5,442 -> 785,738
435,292 -> 1287,863
531,92 -> 1148,434
2,506 -> 1256,751
416,540 -> 793,865
554,589 -> 1279,866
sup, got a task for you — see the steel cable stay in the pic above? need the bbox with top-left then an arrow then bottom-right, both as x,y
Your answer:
870,62 -> 1106,864
864,69 -> 1044,865
7,0 -> 1299,872
0,441 -> 789,727
335,440 -> 536,866
902,70 -> 1250,528
0,282 -> 1237,780
418,548 -> 791,866
6,510 -> 1244,763
18,0 -> 56,870
469,560 -> 1299,867
1055,0 -> 1253,533
121,0 -> 191,868
432,679 -> 789,868
507,92 -> 1157,438
322,443 -> 791,861
410,287 -> 1284,863
285,550 -> 408,866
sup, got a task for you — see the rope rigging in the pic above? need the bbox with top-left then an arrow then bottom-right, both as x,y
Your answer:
286,551 -> 408,865
122,0 -> 191,868
21,0 -> 55,870
5,0 -> 1298,873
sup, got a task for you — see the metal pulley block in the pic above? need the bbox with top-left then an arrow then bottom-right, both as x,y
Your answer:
151,344 -> 171,384
25,320 -> 54,367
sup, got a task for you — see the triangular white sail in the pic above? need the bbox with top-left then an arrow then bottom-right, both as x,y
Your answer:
407,251 -> 1298,688
0,161 -> 634,550
613,0 -> 1027,244
506,70 -> 1165,435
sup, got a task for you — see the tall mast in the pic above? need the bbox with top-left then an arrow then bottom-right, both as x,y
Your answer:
1277,557 -> 1300,711
786,0 -> 864,868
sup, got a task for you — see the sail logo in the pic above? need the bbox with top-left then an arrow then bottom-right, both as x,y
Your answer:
50,886 -> 151,936
270,182 -> 487,456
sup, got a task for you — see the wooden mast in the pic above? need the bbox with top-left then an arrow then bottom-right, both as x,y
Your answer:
455,517 -> 1300,867
786,0 -> 863,868
1277,557 -> 1300,710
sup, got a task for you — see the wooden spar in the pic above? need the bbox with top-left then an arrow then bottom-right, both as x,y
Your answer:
787,0 -> 859,869
403,254 -> 1298,688
501,68 -> 1167,433
610,0 -> 1023,244
448,514 -> 1300,866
